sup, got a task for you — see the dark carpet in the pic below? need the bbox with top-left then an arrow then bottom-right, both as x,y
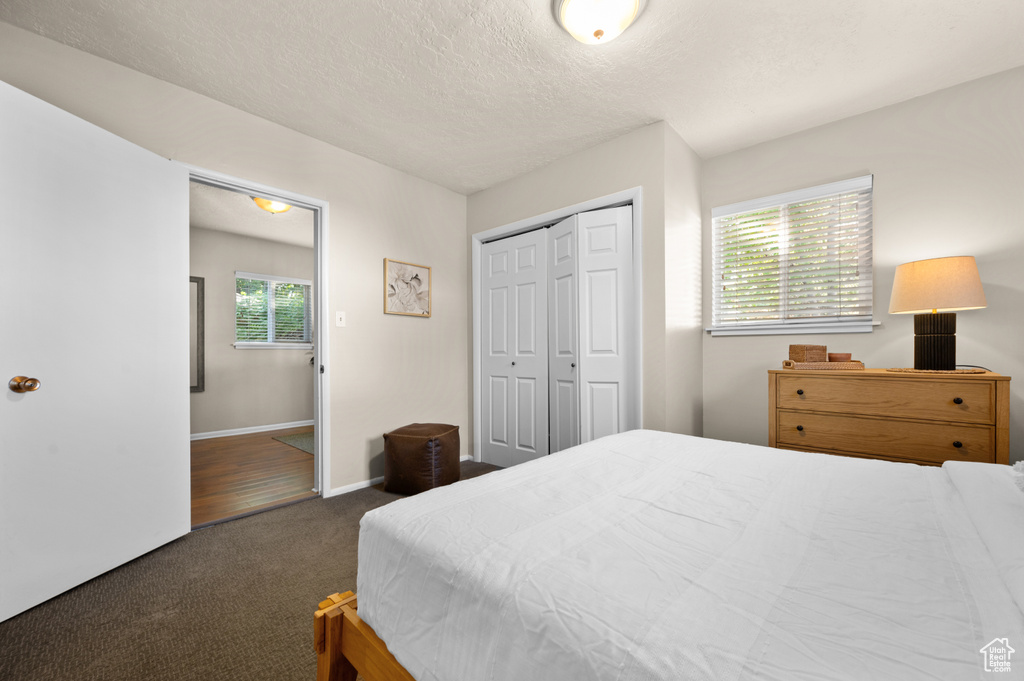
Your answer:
0,461 -> 499,681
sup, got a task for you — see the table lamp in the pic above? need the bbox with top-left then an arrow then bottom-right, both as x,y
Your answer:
888,256 -> 987,370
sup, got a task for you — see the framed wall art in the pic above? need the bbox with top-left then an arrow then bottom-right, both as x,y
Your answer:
384,258 -> 431,317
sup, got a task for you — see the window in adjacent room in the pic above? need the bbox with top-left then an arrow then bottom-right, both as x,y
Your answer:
710,175 -> 873,336
234,271 -> 313,347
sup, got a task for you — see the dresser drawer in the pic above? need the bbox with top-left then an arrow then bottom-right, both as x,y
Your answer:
776,374 -> 994,424
776,411 -> 995,464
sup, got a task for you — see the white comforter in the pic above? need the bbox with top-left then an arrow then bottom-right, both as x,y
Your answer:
357,430 -> 1024,681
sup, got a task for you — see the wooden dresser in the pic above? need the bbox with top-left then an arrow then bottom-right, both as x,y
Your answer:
768,369 -> 1010,465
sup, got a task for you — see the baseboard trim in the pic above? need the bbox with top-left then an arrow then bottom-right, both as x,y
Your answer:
325,475 -> 385,498
190,420 -> 315,441
326,457 -> 474,497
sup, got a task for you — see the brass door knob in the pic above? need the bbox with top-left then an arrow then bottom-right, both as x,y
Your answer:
9,376 -> 41,393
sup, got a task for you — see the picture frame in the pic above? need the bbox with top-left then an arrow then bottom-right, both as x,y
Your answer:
384,258 -> 431,317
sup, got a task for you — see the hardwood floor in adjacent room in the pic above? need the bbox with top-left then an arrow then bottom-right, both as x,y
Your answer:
191,426 -> 316,528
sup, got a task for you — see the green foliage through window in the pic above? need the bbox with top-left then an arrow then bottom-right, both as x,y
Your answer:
236,274 -> 312,343
711,176 -> 873,332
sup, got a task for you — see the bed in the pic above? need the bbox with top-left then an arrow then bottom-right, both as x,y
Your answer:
314,429 -> 1024,680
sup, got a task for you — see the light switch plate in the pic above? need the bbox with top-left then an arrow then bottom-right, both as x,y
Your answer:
336,311 -> 346,327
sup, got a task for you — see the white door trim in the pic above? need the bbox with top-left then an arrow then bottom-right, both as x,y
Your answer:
180,164 -> 331,495
471,187 -> 644,462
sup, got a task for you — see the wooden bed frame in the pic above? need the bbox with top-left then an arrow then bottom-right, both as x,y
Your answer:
314,591 -> 414,681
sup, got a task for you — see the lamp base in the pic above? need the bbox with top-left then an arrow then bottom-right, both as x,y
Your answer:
913,312 -> 956,371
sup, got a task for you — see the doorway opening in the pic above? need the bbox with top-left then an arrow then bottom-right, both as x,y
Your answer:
187,170 -> 330,528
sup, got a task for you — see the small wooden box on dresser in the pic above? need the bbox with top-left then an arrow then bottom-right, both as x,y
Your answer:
768,369 -> 1010,466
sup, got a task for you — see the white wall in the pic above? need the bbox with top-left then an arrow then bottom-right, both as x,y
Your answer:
702,66 -> 1024,463
189,226 -> 315,435
0,22 -> 470,491
467,122 -> 704,436
665,128 -> 705,435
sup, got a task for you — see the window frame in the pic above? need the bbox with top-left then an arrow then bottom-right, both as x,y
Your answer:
709,175 -> 874,337
234,270 -> 314,349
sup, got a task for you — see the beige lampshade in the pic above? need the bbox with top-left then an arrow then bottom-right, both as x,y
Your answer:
888,256 -> 987,314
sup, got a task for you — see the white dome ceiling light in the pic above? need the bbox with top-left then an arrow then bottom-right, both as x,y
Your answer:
553,0 -> 647,45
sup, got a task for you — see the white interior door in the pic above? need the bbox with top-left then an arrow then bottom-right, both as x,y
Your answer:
480,230 -> 549,466
577,206 -> 633,443
548,216 -> 579,454
0,81 -> 190,622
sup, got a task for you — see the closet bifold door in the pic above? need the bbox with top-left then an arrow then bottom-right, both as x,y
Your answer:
479,205 -> 632,466
576,206 -> 633,444
480,230 -> 550,467
548,215 -> 579,454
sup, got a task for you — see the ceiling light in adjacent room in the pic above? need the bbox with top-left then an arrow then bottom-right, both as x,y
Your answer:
553,0 -> 647,44
252,196 -> 292,214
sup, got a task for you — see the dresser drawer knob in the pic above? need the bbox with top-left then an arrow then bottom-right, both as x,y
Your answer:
796,425 -> 804,431
796,389 -> 804,395
953,441 -> 963,448
953,397 -> 963,405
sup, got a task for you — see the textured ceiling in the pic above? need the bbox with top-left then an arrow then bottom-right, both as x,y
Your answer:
3,0 -> 1024,194
190,181 -> 314,248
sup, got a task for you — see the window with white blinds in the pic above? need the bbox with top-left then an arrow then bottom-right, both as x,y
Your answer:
235,271 -> 313,346
710,175 -> 873,336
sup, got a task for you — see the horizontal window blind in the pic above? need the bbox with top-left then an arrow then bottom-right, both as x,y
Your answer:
711,176 -> 873,333
236,278 -> 270,341
271,281 -> 312,342
236,273 -> 312,344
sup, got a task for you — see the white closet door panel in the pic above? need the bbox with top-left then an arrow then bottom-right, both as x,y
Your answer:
488,288 -> 509,356
481,238 -> 514,467
577,206 -> 633,444
585,269 -> 620,354
489,248 -> 510,276
514,376 -> 541,462
548,216 -> 579,454
480,230 -> 548,465
553,276 -> 576,355
583,220 -> 620,254
552,379 -> 577,452
515,282 -> 540,356
552,228 -> 574,263
488,376 -> 509,443
516,240 -> 539,271
588,383 -> 621,440
510,230 -> 548,462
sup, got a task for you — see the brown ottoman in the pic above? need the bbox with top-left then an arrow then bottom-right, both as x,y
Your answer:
383,423 -> 460,495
